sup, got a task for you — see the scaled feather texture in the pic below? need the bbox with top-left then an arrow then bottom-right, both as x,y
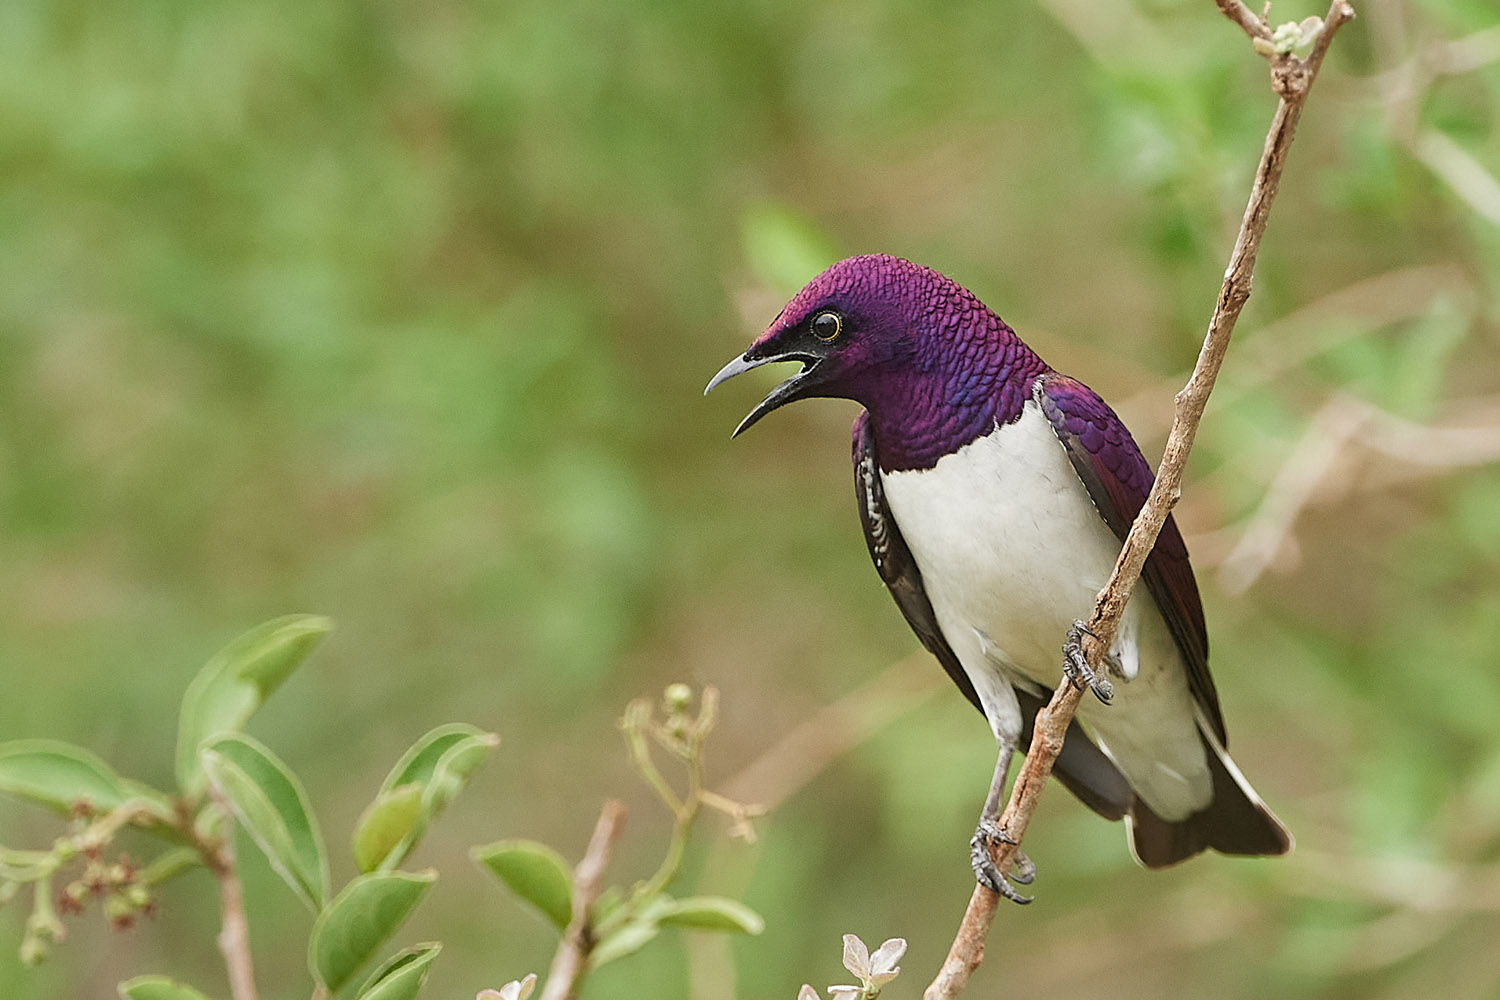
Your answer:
710,254 -> 1290,874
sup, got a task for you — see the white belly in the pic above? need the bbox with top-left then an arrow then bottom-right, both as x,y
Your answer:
880,400 -> 1211,819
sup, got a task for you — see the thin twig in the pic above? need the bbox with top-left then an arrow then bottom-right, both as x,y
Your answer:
924,2 -> 1355,996
1215,0 -> 1272,41
204,791 -> 258,1000
540,799 -> 628,1000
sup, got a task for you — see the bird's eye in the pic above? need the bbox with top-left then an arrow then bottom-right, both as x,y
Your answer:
811,310 -> 843,341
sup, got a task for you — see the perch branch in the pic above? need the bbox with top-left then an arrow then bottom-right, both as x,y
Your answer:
924,2 -> 1355,996
540,799 -> 628,1000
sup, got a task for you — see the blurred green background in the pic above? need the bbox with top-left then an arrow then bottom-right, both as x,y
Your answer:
4,0 -> 1500,996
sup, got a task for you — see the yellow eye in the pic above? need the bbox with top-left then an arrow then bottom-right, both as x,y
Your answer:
811,310 -> 842,341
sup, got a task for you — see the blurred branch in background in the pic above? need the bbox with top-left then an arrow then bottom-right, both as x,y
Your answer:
722,653 -> 944,811
1214,393 -> 1500,592
1116,262 -> 1475,434
1411,130 -> 1500,228
1372,18 -> 1500,226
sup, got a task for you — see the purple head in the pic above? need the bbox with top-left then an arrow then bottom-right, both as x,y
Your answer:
706,254 -> 1048,469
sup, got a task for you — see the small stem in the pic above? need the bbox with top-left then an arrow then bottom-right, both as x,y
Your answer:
138,847 -> 203,888
540,800 -> 628,1000
84,797 -> 176,845
623,702 -> 685,815
1216,0 -> 1272,40
0,847 -> 58,882
638,702 -> 713,900
30,875 -> 63,940
202,794 -> 259,1000
639,811 -> 694,903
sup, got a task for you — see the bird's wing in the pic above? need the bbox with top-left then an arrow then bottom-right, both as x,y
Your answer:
1034,374 -> 1227,743
853,411 -> 1134,820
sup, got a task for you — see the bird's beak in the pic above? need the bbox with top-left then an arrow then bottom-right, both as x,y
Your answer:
704,349 -> 823,437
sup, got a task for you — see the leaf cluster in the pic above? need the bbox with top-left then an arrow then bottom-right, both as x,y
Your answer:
1,619 -> 766,1000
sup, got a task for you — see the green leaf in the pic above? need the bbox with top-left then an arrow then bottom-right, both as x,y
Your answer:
354,724 -> 499,872
117,976 -> 214,1000
417,727 -> 498,816
309,870 -> 436,993
356,942 -> 441,1000
176,615 -> 332,799
201,734 -> 329,911
588,918 -> 661,968
0,740 -> 171,819
654,895 -> 765,934
352,785 -> 424,874
472,839 -> 573,930
381,723 -> 495,793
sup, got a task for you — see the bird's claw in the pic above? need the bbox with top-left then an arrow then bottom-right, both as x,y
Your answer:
1064,620 -> 1114,704
970,821 -> 1034,904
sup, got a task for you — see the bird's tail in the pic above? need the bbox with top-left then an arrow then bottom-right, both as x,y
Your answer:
1126,724 -> 1292,870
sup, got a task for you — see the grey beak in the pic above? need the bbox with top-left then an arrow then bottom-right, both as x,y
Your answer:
705,348 -> 823,437
704,353 -> 776,396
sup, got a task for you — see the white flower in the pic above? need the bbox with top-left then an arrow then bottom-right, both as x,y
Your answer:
478,972 -> 537,1000
798,987 -> 820,1000
841,934 -> 870,980
867,938 -> 906,987
831,933 -> 906,997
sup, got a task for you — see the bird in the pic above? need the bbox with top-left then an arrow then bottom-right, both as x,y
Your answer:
706,253 -> 1291,902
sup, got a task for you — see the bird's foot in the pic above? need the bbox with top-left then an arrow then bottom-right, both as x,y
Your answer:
1063,621 -> 1114,704
970,820 -> 1034,904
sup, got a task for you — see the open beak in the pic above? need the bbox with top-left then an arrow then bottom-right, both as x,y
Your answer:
704,350 -> 821,437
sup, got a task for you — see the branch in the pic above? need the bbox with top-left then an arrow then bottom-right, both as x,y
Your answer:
540,799 -> 628,1000
924,2 -> 1355,996
1215,0 -> 1272,41
204,791 -> 258,1000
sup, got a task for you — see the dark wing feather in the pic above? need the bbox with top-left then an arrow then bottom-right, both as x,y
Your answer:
1034,374 -> 1227,743
852,411 -> 1133,820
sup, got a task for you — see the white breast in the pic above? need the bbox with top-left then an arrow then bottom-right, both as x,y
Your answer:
880,400 -> 1212,820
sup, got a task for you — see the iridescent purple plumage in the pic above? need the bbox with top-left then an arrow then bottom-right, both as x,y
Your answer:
749,254 -> 1048,471
711,253 -> 1291,885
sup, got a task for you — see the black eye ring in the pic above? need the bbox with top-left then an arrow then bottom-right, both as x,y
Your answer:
811,310 -> 842,341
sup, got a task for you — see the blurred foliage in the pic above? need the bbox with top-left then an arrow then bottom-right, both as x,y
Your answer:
1,0 -> 1499,997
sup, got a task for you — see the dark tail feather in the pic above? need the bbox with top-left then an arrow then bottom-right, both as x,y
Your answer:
1128,727 -> 1292,870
